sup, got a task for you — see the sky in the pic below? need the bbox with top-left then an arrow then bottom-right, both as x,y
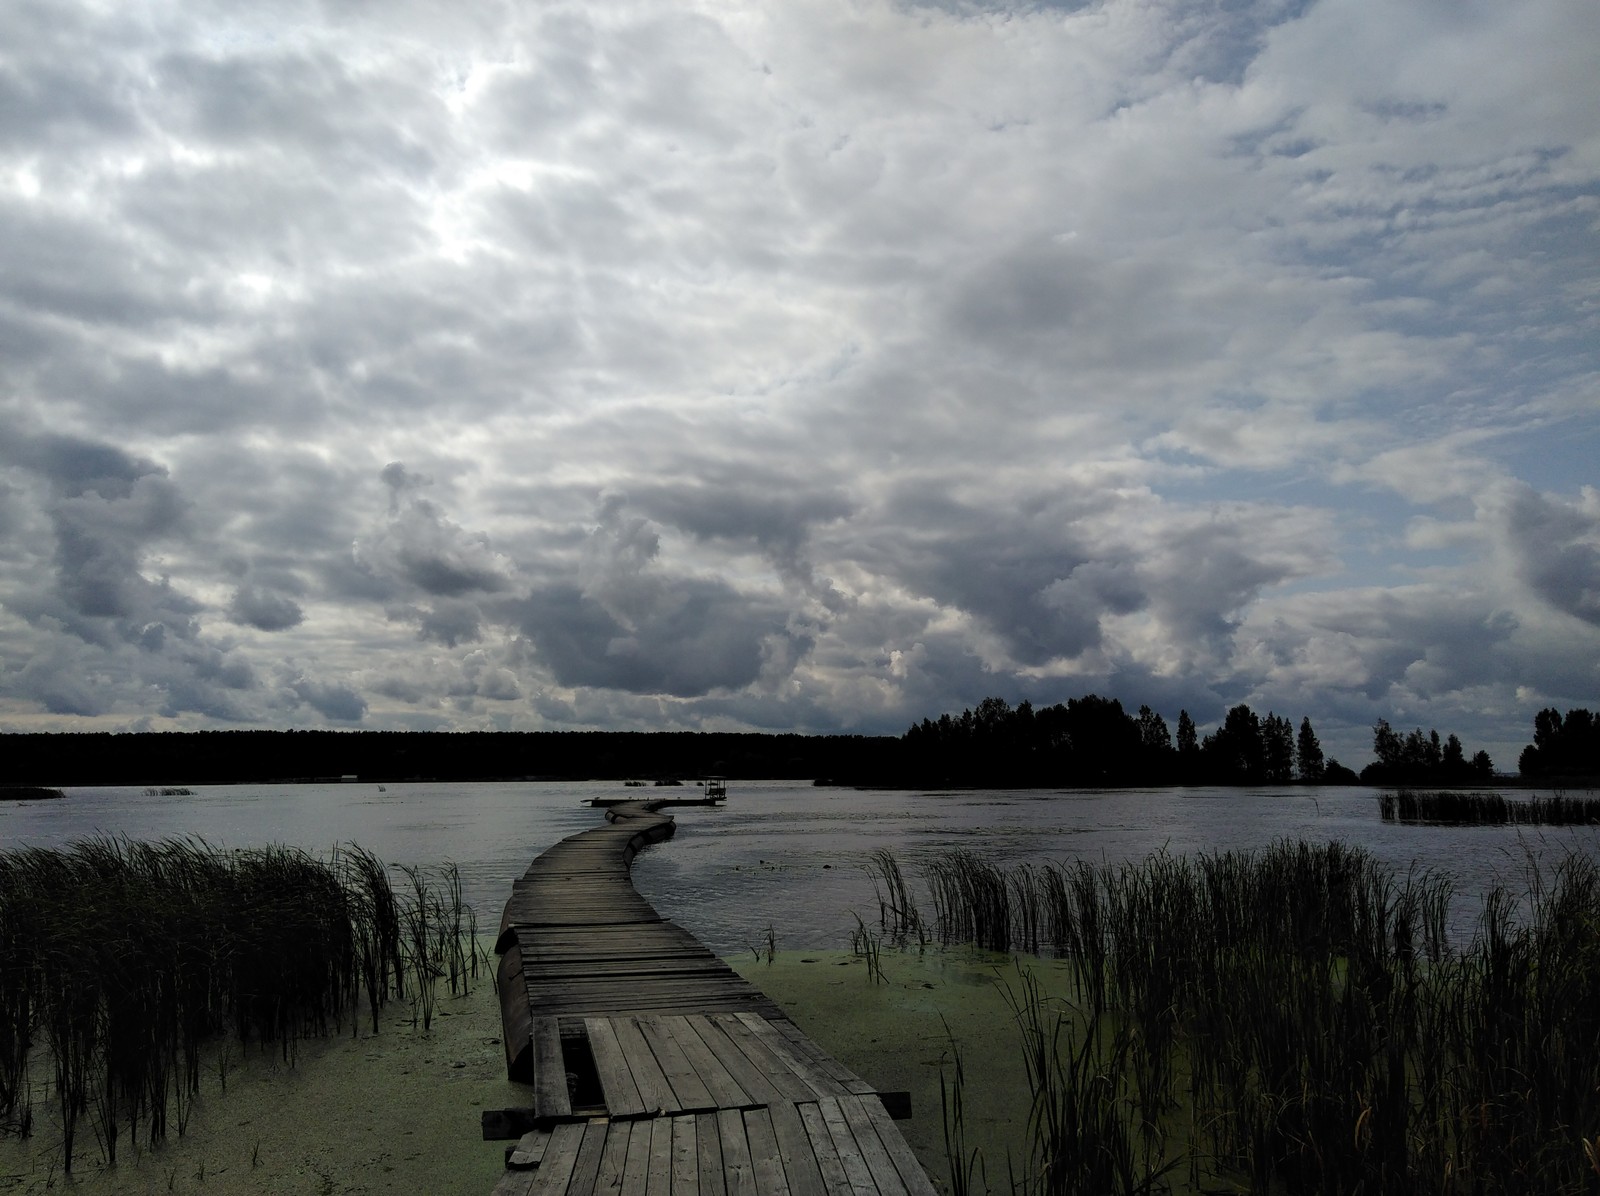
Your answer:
1,0 -> 1596,768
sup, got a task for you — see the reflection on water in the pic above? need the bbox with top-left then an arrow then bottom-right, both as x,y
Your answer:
4,779 -> 1596,955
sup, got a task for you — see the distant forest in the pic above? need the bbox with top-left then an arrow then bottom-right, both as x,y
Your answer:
1,698 -> 1593,788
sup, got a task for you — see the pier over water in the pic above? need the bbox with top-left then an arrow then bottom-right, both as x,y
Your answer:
490,798 -> 936,1195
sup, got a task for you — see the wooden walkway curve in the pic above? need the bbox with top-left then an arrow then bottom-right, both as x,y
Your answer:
490,798 -> 937,1196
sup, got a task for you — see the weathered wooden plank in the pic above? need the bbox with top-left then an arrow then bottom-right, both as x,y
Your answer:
507,1128 -> 551,1170
796,1103 -> 853,1196
596,1121 -> 632,1196
661,1015 -> 754,1109
671,1115 -> 699,1195
620,1115 -> 654,1196
569,1120 -> 612,1196
766,1100 -> 828,1196
609,1016 -> 679,1116
637,1017 -> 717,1113
837,1097 -> 909,1196
861,1099 -> 938,1196
586,1017 -> 647,1118
731,1014 -> 852,1099
815,1099 -> 878,1196
529,1121 -> 588,1196
646,1117 -> 674,1196
707,1014 -> 821,1103
492,1170 -> 539,1196
765,1019 -> 878,1097
743,1107 -> 792,1196
695,1110 -> 727,1196
717,1107 -> 759,1196
533,1017 -> 573,1120
680,1017 -> 789,1108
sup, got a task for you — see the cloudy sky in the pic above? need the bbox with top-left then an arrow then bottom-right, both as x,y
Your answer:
1,0 -> 1596,766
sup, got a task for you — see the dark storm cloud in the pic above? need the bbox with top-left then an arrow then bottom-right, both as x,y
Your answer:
616,479 -> 854,607
857,484 -> 1131,665
1502,486 -> 1600,627
290,675 -> 368,723
1142,509 -> 1334,655
512,581 -> 798,698
412,599 -> 485,648
355,464 -> 512,598
228,585 -> 304,632
0,425 -> 194,633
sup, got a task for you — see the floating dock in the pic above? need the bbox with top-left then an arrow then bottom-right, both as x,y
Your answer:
491,798 -> 936,1195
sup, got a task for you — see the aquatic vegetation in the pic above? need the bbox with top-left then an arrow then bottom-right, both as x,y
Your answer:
1380,787 -> 1600,824
0,837 -> 475,1174
899,840 -> 1600,1194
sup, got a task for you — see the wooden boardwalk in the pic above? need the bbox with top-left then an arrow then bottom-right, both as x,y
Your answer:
491,799 -> 937,1196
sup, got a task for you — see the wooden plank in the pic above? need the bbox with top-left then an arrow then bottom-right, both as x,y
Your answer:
533,1017 -> 573,1120
837,1097 -> 909,1196
493,1171 -> 539,1196
796,1103 -> 853,1196
815,1099 -> 877,1196
743,1107 -> 792,1196
596,1121 -> 632,1196
861,1099 -> 937,1196
637,1017 -> 717,1113
661,1015 -> 754,1109
609,1016 -> 679,1116
766,1019 -> 878,1096
680,1017 -> 789,1108
646,1117 -> 674,1196
586,1017 -> 647,1118
671,1115 -> 699,1195
717,1107 -> 759,1196
767,1100 -> 828,1196
569,1120 -> 611,1196
529,1121 -> 588,1196
707,1014 -> 820,1103
507,1128 -> 551,1170
620,1115 -> 654,1196
731,1014 -> 852,1099
696,1111 -> 727,1196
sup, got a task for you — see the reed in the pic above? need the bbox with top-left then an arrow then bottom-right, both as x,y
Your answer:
0,836 -> 476,1174
867,848 -> 925,944
1380,788 -> 1600,825
909,838 -> 1600,1194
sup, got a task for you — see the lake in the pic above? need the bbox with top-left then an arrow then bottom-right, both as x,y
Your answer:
3,780 -> 1595,955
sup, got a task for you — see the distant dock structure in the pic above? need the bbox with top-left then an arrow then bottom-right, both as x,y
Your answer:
488,795 -> 934,1195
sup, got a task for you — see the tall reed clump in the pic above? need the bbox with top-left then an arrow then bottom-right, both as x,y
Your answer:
908,839 -> 1600,1195
0,837 -> 477,1175
867,847 -> 926,944
1381,788 -> 1600,825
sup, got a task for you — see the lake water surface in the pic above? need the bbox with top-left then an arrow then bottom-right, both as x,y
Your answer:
4,780 -> 1595,955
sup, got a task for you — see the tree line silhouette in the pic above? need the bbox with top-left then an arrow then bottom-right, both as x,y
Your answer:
0,700 -> 1588,788
1517,706 -> 1600,780
899,695 -> 1356,787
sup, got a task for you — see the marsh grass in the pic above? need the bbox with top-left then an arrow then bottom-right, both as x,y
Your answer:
1381,788 -> 1600,824
898,840 -> 1600,1194
0,837 -> 476,1174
